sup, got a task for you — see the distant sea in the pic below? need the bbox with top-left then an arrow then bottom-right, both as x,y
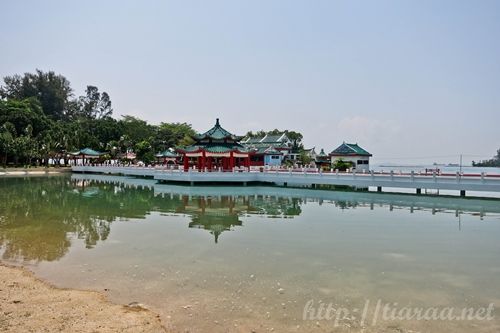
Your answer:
372,164 -> 500,175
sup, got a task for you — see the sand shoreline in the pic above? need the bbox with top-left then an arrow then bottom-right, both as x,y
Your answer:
0,167 -> 71,177
0,263 -> 166,332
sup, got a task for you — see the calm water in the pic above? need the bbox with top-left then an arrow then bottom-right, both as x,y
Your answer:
1,175 -> 500,333
373,164 -> 500,175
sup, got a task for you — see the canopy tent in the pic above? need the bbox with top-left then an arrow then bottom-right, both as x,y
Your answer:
69,148 -> 106,159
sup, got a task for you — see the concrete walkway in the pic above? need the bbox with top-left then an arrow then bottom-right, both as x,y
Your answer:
71,166 -> 500,196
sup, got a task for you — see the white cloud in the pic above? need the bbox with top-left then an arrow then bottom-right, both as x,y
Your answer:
335,116 -> 401,146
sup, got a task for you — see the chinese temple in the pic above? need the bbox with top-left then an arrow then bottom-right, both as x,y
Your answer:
177,119 -> 251,171
315,148 -> 330,168
241,133 -> 292,166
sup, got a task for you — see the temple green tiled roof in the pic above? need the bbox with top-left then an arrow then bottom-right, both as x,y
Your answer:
261,134 -> 285,143
156,149 -> 178,158
193,118 -> 243,141
243,137 -> 263,144
245,142 -> 290,150
330,143 -> 371,156
242,133 -> 289,144
70,148 -> 105,156
178,143 -> 249,153
263,147 -> 282,155
251,146 -> 283,155
205,145 -> 237,153
315,148 -> 329,163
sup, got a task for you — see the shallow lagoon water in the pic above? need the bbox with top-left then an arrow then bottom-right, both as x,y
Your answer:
1,175 -> 500,332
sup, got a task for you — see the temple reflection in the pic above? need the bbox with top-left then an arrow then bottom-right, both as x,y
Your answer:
179,196 -> 245,243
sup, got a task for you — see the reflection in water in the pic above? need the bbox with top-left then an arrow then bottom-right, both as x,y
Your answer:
1,175 -> 500,332
0,176 -> 304,259
1,175 -> 499,262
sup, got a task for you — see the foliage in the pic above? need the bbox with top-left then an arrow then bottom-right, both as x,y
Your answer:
299,150 -> 313,165
0,70 -> 196,167
0,70 -> 74,120
333,158 -> 354,171
154,122 -> 196,151
472,148 -> 500,167
134,140 -> 154,164
76,85 -> 113,119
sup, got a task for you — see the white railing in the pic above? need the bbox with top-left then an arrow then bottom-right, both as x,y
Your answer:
71,165 -> 500,193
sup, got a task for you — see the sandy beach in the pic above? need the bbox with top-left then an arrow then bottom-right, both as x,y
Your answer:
0,263 -> 166,333
0,167 -> 71,177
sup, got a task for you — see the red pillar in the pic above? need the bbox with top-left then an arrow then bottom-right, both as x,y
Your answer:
201,151 -> 206,172
222,157 -> 228,171
183,154 -> 189,171
207,156 -> 212,171
245,156 -> 250,170
230,151 -> 235,170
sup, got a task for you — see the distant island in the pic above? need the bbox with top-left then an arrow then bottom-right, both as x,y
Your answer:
473,149 -> 500,167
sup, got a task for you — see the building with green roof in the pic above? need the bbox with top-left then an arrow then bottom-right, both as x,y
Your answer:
329,143 -> 372,171
155,149 -> 179,165
241,132 -> 292,166
315,148 -> 330,168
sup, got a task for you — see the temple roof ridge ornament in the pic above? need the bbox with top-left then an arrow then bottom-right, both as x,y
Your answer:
192,118 -> 244,141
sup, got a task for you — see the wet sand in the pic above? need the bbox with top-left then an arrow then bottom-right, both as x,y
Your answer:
0,263 -> 166,333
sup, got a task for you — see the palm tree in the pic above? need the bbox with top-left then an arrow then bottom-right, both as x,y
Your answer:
0,122 -> 16,167
40,132 -> 62,167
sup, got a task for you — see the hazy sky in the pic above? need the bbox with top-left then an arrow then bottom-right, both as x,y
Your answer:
1,0 -> 499,164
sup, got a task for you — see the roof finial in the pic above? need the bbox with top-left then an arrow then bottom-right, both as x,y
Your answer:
216,118 -> 220,126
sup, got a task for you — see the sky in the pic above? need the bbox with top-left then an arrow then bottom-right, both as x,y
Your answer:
1,0 -> 499,165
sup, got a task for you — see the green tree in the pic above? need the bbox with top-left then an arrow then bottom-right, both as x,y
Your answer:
77,85 -> 113,119
333,158 -> 353,171
473,148 -> 500,167
0,122 -> 16,167
299,151 -> 312,165
286,130 -> 304,150
0,98 -> 51,138
154,122 -> 195,151
0,70 -> 74,120
119,115 -> 155,144
40,130 -> 63,167
134,140 -> 154,164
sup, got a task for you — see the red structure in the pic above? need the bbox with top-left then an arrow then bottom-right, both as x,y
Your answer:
176,119 -> 251,171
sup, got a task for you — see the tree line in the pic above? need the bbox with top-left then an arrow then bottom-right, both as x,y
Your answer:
0,70 -> 195,167
472,149 -> 500,167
